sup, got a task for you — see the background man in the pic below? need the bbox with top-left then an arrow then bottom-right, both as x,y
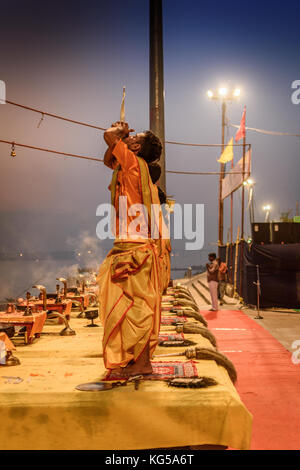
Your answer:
217,257 -> 228,306
206,252 -> 219,311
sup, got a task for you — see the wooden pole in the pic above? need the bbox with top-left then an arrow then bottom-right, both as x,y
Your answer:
229,139 -> 234,283
149,0 -> 166,192
233,225 -> 240,298
241,134 -> 246,240
225,229 -> 230,266
230,168 -> 234,243
251,188 -> 255,223
229,241 -> 234,284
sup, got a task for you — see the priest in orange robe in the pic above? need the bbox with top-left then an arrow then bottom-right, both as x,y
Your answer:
97,121 -> 162,377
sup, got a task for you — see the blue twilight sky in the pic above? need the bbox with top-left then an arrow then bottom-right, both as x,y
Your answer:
0,0 -> 299,266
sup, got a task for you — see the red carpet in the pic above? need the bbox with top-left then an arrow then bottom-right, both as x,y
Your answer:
201,309 -> 300,450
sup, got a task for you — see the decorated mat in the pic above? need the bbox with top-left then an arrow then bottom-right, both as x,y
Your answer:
150,361 -> 198,379
161,305 -> 174,311
160,316 -> 187,325
158,333 -> 184,342
104,360 -> 198,381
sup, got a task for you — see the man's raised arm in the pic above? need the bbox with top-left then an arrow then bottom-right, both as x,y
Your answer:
103,147 -> 115,169
103,121 -> 134,169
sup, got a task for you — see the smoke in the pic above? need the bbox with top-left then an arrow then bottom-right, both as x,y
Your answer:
0,259 -> 78,301
66,230 -> 105,271
0,230 -> 106,301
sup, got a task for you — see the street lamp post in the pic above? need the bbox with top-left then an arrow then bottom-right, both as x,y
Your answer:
219,100 -> 226,249
207,87 -> 241,250
263,204 -> 271,222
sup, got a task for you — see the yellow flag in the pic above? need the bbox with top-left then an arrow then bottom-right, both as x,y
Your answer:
217,137 -> 234,163
120,86 -> 125,122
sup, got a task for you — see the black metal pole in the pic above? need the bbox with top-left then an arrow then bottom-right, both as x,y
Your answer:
149,0 -> 166,192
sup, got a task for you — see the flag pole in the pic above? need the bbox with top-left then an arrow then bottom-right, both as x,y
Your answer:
230,161 -> 234,244
230,151 -> 234,282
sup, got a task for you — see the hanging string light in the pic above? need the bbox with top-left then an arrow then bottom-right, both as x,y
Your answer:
10,142 -> 16,157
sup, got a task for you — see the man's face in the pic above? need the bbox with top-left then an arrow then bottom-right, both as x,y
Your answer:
123,132 -> 145,153
208,256 -> 215,262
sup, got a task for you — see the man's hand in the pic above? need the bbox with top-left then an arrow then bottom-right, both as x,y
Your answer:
111,121 -> 135,135
104,121 -> 135,146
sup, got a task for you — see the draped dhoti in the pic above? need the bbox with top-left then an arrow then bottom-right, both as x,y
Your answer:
97,240 -> 161,370
158,239 -> 171,294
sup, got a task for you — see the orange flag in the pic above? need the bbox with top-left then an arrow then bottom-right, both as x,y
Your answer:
235,106 -> 246,142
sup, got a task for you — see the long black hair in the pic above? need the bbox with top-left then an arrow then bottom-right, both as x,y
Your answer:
138,131 -> 162,163
157,186 -> 167,205
148,161 -> 161,183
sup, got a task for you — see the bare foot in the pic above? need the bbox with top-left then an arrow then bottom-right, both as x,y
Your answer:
110,344 -> 153,377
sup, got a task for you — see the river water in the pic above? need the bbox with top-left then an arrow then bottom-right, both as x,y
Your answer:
0,253 -> 207,301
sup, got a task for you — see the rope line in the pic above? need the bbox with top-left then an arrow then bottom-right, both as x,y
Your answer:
0,139 -> 103,163
229,122 -> 300,137
165,140 -> 250,147
166,169 -> 248,175
4,99 -> 253,146
4,100 -> 106,131
0,139 -> 249,175
5,98 -> 299,144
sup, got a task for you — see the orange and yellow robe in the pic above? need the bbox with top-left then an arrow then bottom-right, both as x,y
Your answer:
160,238 -> 171,293
97,140 -> 162,370
154,204 -> 171,294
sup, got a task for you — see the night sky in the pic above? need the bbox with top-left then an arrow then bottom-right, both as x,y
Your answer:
0,0 -> 300,265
